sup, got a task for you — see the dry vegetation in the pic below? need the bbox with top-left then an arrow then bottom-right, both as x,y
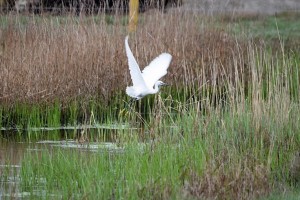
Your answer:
0,11 -> 246,105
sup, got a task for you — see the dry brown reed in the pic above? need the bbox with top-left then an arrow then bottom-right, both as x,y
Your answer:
0,10 -> 245,105
183,162 -> 270,199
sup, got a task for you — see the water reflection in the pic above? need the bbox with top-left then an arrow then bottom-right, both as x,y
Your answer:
0,142 -> 28,166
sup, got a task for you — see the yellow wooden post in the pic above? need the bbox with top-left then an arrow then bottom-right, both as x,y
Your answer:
129,0 -> 139,33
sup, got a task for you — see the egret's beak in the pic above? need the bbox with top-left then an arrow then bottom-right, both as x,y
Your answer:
162,83 -> 169,86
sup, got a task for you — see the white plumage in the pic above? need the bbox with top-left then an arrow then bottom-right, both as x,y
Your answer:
125,36 -> 172,100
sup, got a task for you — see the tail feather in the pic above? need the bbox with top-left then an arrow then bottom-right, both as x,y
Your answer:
126,86 -> 136,98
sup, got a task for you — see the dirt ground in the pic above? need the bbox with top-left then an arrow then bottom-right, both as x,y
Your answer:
182,0 -> 300,14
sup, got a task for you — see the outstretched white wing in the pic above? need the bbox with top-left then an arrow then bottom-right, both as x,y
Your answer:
142,53 -> 172,89
125,36 -> 147,88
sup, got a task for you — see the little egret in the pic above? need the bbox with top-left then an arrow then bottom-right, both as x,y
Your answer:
125,36 -> 172,100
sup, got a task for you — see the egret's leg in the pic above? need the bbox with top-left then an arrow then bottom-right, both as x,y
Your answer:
128,98 -> 136,108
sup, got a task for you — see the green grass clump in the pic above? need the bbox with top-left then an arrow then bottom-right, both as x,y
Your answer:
20,139 -> 206,199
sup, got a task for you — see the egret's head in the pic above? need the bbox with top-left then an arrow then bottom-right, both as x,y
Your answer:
153,81 -> 168,93
156,81 -> 168,88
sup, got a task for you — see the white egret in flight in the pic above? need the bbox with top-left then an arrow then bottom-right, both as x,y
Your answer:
125,36 -> 172,100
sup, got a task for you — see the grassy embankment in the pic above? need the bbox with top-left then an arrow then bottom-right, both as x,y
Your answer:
0,10 -> 300,199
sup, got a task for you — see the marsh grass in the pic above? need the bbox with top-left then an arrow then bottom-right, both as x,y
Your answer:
1,9 -> 300,199
19,98 -> 300,199
0,11 -> 243,104
19,47 -> 300,198
0,10 -> 247,136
